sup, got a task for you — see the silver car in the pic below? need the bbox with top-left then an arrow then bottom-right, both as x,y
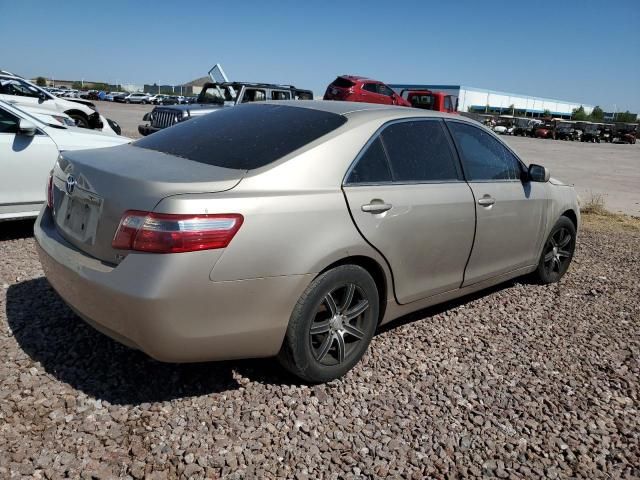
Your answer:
35,101 -> 579,382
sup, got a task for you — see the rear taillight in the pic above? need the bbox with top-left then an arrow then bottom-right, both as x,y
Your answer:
46,171 -> 54,209
112,211 -> 243,253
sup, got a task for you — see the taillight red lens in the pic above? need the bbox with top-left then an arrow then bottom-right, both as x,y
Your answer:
112,211 -> 244,253
46,172 -> 54,209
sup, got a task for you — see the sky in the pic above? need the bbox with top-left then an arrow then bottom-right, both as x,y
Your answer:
1,1 -> 638,112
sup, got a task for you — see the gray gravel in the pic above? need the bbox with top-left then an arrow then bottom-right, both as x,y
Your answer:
1,217 -> 638,479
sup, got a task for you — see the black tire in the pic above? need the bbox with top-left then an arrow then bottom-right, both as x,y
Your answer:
125,99 -> 130,104
533,216 -> 576,284
68,113 -> 89,128
278,265 -> 379,383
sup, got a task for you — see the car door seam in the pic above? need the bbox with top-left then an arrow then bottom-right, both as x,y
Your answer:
340,187 -> 401,306
442,119 -> 477,288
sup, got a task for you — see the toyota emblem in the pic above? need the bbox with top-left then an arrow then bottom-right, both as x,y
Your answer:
66,175 -> 76,195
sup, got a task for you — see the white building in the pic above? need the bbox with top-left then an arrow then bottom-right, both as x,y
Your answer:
390,84 -> 594,119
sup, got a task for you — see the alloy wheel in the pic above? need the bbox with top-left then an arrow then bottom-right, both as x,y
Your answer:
309,284 -> 369,366
543,227 -> 573,275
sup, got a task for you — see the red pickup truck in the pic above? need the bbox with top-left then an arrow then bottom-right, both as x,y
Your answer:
399,89 -> 457,113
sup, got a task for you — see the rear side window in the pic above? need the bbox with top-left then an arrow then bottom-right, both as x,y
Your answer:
332,77 -> 355,88
134,104 -> 347,170
363,83 -> 378,93
346,137 -> 392,184
447,122 -> 522,181
380,120 -> 459,182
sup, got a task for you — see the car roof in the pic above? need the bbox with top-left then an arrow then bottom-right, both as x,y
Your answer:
264,100 -> 465,124
339,75 -> 379,83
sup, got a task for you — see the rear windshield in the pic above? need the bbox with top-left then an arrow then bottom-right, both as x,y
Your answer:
332,77 -> 355,88
133,104 -> 347,170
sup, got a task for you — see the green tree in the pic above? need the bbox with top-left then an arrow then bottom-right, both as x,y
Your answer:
542,109 -> 551,117
71,81 -> 83,90
615,111 -> 637,123
507,104 -> 515,115
589,106 -> 604,122
35,76 -> 47,86
572,105 -> 589,121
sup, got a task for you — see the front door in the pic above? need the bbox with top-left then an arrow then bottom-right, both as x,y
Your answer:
0,107 -> 59,212
343,119 -> 476,304
446,120 -> 548,285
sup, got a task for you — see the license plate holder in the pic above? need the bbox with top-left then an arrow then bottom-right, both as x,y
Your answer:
59,193 -> 103,244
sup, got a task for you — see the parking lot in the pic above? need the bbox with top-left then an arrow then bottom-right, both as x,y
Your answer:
101,102 -> 640,216
0,101 -> 638,478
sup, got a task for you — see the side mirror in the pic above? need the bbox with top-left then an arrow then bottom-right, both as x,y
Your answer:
39,92 -> 48,101
528,163 -> 550,182
18,119 -> 37,136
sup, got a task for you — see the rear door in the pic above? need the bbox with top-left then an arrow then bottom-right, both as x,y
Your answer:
0,107 -> 59,211
446,120 -> 548,285
343,119 -> 476,304
361,83 -> 393,104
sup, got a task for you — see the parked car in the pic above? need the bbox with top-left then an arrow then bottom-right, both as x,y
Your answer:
397,88 -> 458,113
513,118 -> 541,137
577,122 -> 602,143
37,101 -> 579,382
554,121 -> 579,141
113,92 -> 129,103
324,75 -> 411,106
160,95 -> 184,105
139,82 -> 313,135
534,121 -> 556,139
601,124 -> 614,143
0,72 -> 120,134
148,94 -> 168,105
492,115 -> 516,135
613,123 -> 638,144
0,100 -> 130,221
125,92 -> 151,104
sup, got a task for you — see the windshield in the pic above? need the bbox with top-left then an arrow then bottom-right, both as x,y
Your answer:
0,78 -> 47,98
198,84 -> 238,104
134,103 -> 348,170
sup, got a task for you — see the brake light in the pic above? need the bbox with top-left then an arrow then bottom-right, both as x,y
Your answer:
46,171 -> 54,209
112,211 -> 243,253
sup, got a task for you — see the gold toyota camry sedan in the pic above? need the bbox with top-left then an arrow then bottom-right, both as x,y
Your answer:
35,101 -> 579,382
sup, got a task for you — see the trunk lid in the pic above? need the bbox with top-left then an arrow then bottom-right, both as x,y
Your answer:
51,144 -> 245,264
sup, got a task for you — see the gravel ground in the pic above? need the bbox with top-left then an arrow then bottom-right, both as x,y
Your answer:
0,214 -> 638,479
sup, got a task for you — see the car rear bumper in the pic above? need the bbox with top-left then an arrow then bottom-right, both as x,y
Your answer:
138,124 -> 161,136
34,207 -> 311,363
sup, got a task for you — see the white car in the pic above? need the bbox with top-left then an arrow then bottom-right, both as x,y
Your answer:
124,92 -> 151,104
19,105 -> 76,127
0,73 -> 119,135
0,100 -> 130,221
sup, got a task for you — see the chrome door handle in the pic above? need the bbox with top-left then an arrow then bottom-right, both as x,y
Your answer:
477,196 -> 495,207
361,202 -> 392,214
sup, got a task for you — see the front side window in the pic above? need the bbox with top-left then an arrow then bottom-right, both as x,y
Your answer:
0,108 -> 19,133
377,84 -> 394,97
346,137 -> 392,184
380,120 -> 459,182
447,122 -> 522,181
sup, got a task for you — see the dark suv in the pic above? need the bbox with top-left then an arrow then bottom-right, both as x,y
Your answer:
323,75 -> 411,107
138,82 -> 313,136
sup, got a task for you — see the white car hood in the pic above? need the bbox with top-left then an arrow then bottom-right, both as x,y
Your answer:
46,125 -> 131,151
